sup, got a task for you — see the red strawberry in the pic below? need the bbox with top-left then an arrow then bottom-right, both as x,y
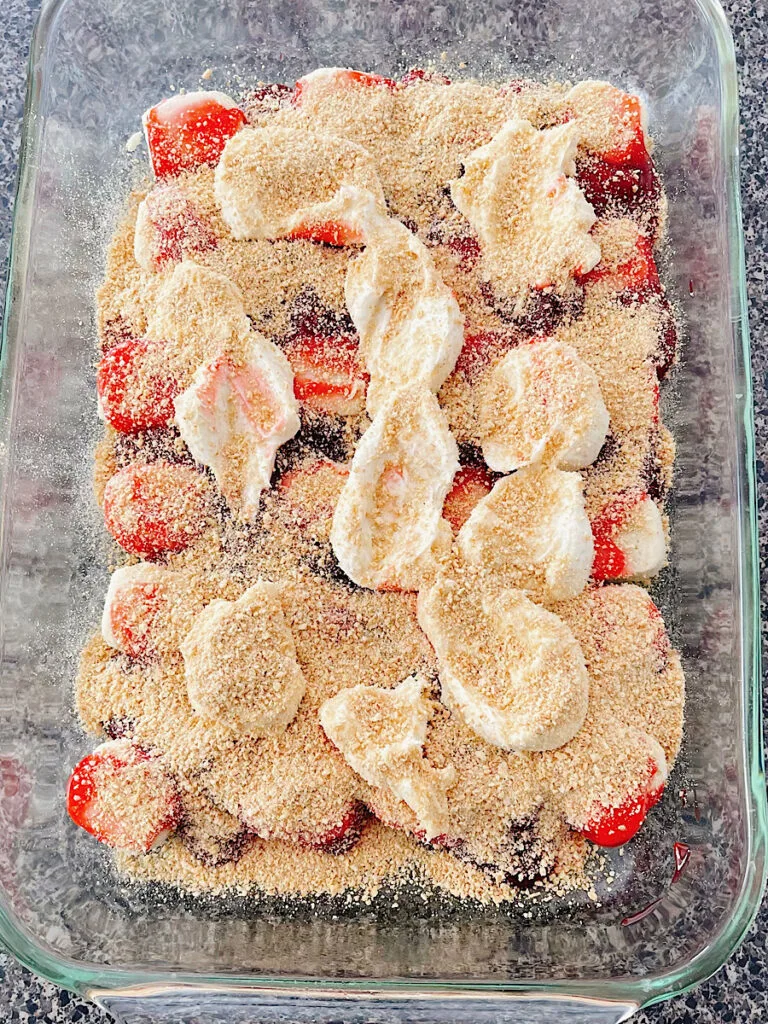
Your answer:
143,91 -> 247,178
66,740 -> 180,852
283,333 -> 368,415
103,462 -> 211,559
102,565 -> 167,659
581,232 -> 661,302
285,221 -> 364,247
590,493 -> 640,581
443,465 -> 494,533
576,156 -> 661,225
277,458 -> 349,530
454,329 -> 521,383
296,802 -> 368,853
139,184 -> 218,269
579,757 -> 665,847
599,93 -> 651,169
292,69 -> 396,107
97,338 -> 181,434
400,69 -> 451,86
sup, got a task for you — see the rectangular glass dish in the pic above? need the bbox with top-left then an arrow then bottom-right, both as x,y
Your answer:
0,0 -> 764,1021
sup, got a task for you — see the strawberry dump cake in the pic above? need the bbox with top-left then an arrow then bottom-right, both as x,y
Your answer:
70,67 -> 685,905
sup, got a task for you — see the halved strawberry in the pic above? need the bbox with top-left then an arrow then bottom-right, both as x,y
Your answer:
137,183 -> 218,270
102,564 -> 168,659
285,221 -> 364,247
296,801 -> 368,853
143,91 -> 247,178
292,69 -> 396,107
66,740 -> 180,853
103,462 -> 211,559
277,458 -> 349,530
443,465 -> 494,534
579,757 -> 665,847
283,333 -> 368,415
454,329 -> 521,383
400,68 -> 451,86
590,490 -> 664,582
581,231 -> 661,303
598,92 -> 651,170
97,338 -> 181,434
576,156 -> 661,225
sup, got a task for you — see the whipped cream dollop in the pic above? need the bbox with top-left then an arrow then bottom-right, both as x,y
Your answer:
418,569 -> 589,751
180,581 -> 306,736
320,674 -> 456,842
330,383 -> 459,590
450,118 -> 600,305
479,338 -> 609,472
344,201 -> 464,415
458,465 -> 593,602
174,330 -> 300,522
214,126 -> 386,241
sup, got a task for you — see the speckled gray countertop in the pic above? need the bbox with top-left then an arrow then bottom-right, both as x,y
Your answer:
0,1 -> 766,1021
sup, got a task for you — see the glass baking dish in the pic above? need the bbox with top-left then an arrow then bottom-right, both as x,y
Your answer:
0,0 -> 763,1020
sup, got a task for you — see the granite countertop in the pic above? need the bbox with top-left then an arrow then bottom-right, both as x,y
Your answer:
0,1 -> 766,1021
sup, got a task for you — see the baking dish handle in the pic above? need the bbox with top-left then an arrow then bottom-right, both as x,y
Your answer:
95,985 -> 639,1022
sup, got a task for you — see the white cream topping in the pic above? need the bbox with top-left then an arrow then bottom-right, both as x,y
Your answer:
479,338 -> 609,472
174,331 -> 300,522
180,581 -> 306,737
457,465 -> 593,602
450,118 -> 600,304
319,675 -> 456,841
214,126 -> 386,241
330,383 -> 458,590
418,571 -> 589,751
345,202 -> 465,415
616,495 -> 667,578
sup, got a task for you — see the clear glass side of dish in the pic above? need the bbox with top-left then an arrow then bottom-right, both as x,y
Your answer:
0,0 -> 762,1018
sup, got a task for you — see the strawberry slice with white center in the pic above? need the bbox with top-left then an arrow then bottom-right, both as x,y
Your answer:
134,183 -> 218,272
442,464 -> 495,534
173,333 -> 300,521
591,490 -> 666,581
143,91 -> 247,178
66,740 -> 180,853
283,333 -> 368,416
579,753 -> 666,848
96,337 -> 181,434
292,68 -> 396,107
103,462 -> 212,559
101,563 -> 170,659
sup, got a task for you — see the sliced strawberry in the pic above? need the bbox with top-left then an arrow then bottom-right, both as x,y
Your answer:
277,458 -> 349,530
285,221 -> 364,247
400,68 -> 451,86
296,802 -> 368,853
103,462 -> 211,559
443,465 -> 494,533
591,490 -> 661,582
143,91 -> 247,178
576,156 -> 661,226
102,565 -> 167,659
598,92 -> 650,169
66,740 -> 180,853
139,183 -> 218,270
454,329 -> 521,383
292,69 -> 396,106
581,231 -> 661,303
283,333 -> 368,415
579,757 -> 665,847
97,338 -> 181,434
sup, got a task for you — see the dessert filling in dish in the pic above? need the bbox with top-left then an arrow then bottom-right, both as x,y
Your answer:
69,67 -> 685,905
